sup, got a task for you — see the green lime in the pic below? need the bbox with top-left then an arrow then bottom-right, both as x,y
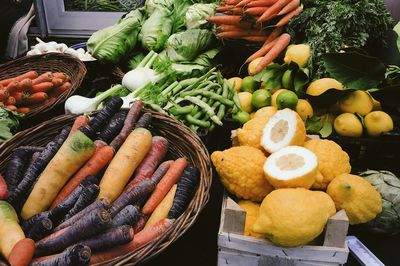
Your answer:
276,90 -> 298,110
232,111 -> 251,124
281,69 -> 294,89
252,89 -> 271,109
241,76 -> 261,93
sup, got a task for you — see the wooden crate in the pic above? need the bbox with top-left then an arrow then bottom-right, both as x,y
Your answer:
218,193 -> 350,266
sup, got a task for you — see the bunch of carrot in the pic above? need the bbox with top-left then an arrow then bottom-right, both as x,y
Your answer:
208,0 -> 302,73
0,97 -> 201,265
0,70 -> 71,114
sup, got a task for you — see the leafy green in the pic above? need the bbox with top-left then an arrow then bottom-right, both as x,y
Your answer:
145,0 -> 174,14
166,29 -> 215,62
139,7 -> 174,52
185,3 -> 216,29
287,0 -> 395,79
322,52 -> 386,89
128,51 -> 147,70
305,116 -> 333,138
0,108 -> 22,142
172,0 -> 191,33
395,23 -> 400,52
87,8 -> 145,63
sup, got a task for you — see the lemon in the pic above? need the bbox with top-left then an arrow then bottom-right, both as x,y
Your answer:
238,92 -> 254,113
248,57 -> 263,76
255,106 -> 277,119
334,113 -> 363,137
263,146 -> 318,189
252,89 -> 271,109
276,90 -> 298,110
232,111 -> 251,125
261,108 -> 306,153
281,69 -> 294,89
271,89 -> 287,108
228,77 -> 242,92
253,188 -> 336,247
242,76 -> 261,93
283,44 -> 311,68
238,200 -> 263,238
306,78 -> 345,96
364,111 -> 394,137
371,95 -> 382,111
339,90 -> 373,116
295,99 -> 313,121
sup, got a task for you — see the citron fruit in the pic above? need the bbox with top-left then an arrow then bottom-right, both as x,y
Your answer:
248,57 -> 263,76
261,108 -> 306,153
304,139 -> 351,190
334,113 -> 363,137
276,90 -> 298,110
263,146 -> 318,189
271,89 -> 287,108
252,89 -> 271,109
253,188 -> 336,247
238,92 -> 254,113
238,200 -> 263,238
306,78 -> 345,96
228,77 -> 242,92
295,99 -> 314,121
364,111 -> 393,137
283,44 -> 311,68
237,110 -> 276,149
254,106 -> 277,119
327,174 -> 382,225
211,146 -> 273,201
339,90 -> 373,116
242,76 -> 261,93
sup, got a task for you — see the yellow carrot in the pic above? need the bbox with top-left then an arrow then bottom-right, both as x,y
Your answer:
145,184 -> 177,228
98,128 -> 152,203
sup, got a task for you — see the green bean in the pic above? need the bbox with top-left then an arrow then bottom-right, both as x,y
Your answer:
179,78 -> 198,88
222,80 -> 229,98
207,74 -> 217,82
185,114 -> 211,128
185,68 -> 216,91
161,81 -> 179,96
169,105 -> 194,115
184,96 -> 222,126
217,105 -> 226,120
202,91 -> 234,106
189,124 -> 199,132
147,103 -> 167,114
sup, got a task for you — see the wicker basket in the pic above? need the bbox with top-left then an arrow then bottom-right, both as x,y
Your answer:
0,109 -> 212,265
0,53 -> 87,118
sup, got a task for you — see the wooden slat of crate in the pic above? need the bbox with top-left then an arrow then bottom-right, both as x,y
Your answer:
218,192 -> 350,266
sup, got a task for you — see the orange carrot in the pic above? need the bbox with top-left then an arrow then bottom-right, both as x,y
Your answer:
90,218 -> 174,264
247,0 -> 278,7
5,81 -> 21,94
6,105 -> 17,111
8,238 -> 36,266
142,158 -> 187,215
0,71 -> 38,87
255,33 -> 291,73
223,0 -> 240,4
217,30 -> 266,39
218,25 -> 244,32
224,7 -> 245,15
245,38 -> 278,63
30,82 -> 54,93
278,0 -> 300,15
216,5 -> 235,12
5,96 -> 16,106
51,82 -> 71,97
257,0 -> 291,22
32,72 -> 53,85
51,78 -> 64,88
245,6 -> 268,16
19,78 -> 33,91
16,107 -> 30,114
52,72 -> 69,82
50,145 -> 114,208
264,26 -> 283,45
12,91 -> 25,105
207,15 -> 242,25
0,174 -> 8,200
241,36 -> 269,42
235,0 -> 252,7
68,115 -> 89,137
0,89 -> 9,101
25,92 -> 48,105
276,5 -> 303,27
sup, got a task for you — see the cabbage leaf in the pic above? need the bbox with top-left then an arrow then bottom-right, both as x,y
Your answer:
185,3 -> 216,29
87,8 -> 144,63
146,0 -> 174,15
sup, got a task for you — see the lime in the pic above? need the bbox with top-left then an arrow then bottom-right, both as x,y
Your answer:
232,111 -> 251,124
281,69 -> 294,90
276,90 -> 298,110
242,76 -> 261,93
252,89 -> 271,109
271,89 -> 288,108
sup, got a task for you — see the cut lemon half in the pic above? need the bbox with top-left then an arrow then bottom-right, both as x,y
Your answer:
263,146 -> 318,189
260,108 -> 306,153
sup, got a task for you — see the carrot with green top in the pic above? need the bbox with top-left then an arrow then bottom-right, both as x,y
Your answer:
142,158 -> 187,215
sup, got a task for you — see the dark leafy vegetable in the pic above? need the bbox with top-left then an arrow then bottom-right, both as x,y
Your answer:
0,107 -> 22,142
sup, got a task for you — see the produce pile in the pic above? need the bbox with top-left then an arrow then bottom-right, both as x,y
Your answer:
212,108 -> 384,246
0,97 -> 200,265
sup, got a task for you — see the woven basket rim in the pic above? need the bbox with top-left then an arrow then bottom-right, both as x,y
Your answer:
0,108 -> 212,265
0,53 -> 87,119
